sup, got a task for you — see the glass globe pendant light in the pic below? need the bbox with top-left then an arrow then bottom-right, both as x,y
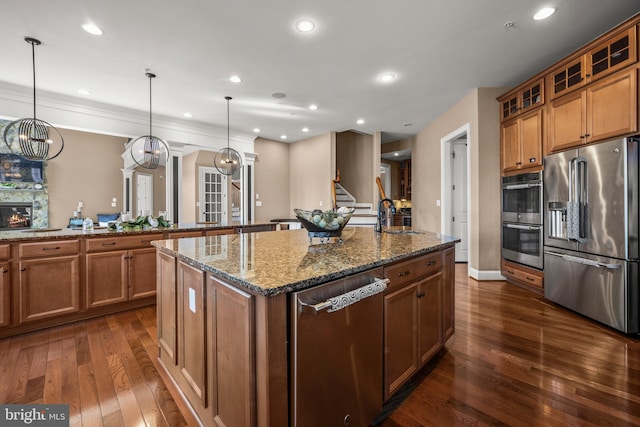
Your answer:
214,96 -> 242,176
3,37 -> 64,161
128,71 -> 169,169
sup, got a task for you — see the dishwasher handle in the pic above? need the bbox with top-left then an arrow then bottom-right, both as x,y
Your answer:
299,277 -> 389,314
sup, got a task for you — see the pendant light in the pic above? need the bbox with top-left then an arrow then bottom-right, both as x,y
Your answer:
214,96 -> 242,176
3,37 -> 64,161
128,71 -> 169,169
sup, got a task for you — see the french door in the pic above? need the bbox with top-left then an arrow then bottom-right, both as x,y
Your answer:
199,167 -> 228,225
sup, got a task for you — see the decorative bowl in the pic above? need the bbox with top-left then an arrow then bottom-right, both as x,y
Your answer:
294,207 -> 355,239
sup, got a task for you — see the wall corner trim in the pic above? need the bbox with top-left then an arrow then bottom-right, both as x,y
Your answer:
468,267 -> 506,281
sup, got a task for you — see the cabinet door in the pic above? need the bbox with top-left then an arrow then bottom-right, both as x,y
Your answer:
500,94 -> 519,122
519,108 -> 543,168
177,260 -> 206,407
442,248 -> 455,341
548,89 -> 586,152
501,119 -> 520,172
587,27 -> 636,82
418,274 -> 443,365
18,256 -> 80,323
549,56 -> 585,99
0,262 -> 9,327
520,79 -> 544,112
85,251 -> 128,308
587,67 -> 637,143
209,275 -> 255,427
128,247 -> 157,300
157,251 -> 177,365
383,282 -> 419,400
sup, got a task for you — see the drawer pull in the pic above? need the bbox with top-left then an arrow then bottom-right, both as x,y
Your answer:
42,246 -> 61,251
525,276 -> 535,282
416,292 -> 426,298
102,242 -> 117,246
506,269 -> 515,275
397,270 -> 411,277
426,261 -> 437,267
2,269 -> 7,273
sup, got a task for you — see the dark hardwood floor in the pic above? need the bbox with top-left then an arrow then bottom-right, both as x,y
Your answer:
1,263 -> 639,426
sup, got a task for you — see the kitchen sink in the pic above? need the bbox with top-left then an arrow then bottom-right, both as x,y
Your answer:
382,229 -> 424,235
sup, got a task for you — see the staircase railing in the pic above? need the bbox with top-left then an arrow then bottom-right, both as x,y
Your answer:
376,176 -> 391,209
332,170 -> 340,210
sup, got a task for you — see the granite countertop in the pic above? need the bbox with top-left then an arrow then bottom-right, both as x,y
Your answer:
0,222 -> 273,242
153,226 -> 459,296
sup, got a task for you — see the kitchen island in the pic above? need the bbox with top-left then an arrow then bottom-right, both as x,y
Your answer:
153,226 -> 458,426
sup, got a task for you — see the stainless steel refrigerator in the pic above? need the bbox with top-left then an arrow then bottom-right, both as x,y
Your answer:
543,137 -> 639,333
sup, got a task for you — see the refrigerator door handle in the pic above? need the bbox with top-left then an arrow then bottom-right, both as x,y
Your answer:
545,250 -> 621,270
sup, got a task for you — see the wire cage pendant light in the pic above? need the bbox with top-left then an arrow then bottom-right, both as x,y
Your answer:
3,37 -> 64,161
128,71 -> 169,169
214,96 -> 242,176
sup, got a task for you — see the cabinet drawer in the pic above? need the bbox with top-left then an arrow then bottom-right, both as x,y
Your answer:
384,252 -> 442,291
19,240 -> 79,258
86,233 -> 164,252
502,260 -> 543,289
0,244 -> 9,260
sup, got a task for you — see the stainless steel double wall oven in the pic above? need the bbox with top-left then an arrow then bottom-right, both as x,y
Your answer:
501,171 -> 544,270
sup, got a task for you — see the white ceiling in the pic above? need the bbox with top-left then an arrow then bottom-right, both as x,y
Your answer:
1,1 -> 639,145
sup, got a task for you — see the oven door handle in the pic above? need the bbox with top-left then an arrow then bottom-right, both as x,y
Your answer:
544,250 -> 621,270
505,223 -> 541,231
298,277 -> 389,314
502,182 -> 542,190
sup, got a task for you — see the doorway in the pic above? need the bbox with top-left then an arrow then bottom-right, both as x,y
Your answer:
379,163 -> 391,198
441,124 -> 470,263
199,167 -> 228,225
136,172 -> 153,216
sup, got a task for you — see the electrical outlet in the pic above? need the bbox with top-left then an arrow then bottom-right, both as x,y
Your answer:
256,201 -> 263,207
111,202 -> 117,207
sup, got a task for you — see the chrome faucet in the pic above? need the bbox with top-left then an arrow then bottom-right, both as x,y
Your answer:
375,198 -> 396,233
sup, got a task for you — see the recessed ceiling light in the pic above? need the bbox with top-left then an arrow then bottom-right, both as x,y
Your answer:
253,128 -> 260,133
281,135 -> 288,140
302,127 -> 309,132
308,104 -> 318,110
356,119 -> 365,125
533,7 -> 556,20
296,19 -> 315,33
229,75 -> 242,83
82,23 -> 104,35
183,112 -> 193,118
77,89 -> 91,96
378,73 -> 396,82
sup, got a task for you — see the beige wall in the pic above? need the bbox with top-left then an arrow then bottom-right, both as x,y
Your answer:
412,88 -> 506,275
336,131 -> 374,204
47,128 -> 126,228
289,132 -> 335,213
181,151 -> 197,223
254,138 -> 291,221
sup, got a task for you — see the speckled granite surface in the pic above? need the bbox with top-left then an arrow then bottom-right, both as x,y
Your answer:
0,222 -> 272,242
153,227 -> 459,296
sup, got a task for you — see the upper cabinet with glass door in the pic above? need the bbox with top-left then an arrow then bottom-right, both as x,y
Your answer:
500,78 -> 544,122
549,26 -> 637,100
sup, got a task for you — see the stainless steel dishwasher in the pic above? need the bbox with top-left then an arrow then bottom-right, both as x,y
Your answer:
291,267 -> 389,427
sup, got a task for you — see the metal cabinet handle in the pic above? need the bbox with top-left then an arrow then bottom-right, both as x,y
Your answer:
525,276 -> 535,282
397,270 -> 411,277
416,292 -> 426,298
42,247 -> 60,251
426,261 -> 437,267
102,242 -> 117,246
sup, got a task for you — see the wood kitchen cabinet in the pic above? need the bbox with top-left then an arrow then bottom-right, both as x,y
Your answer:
501,258 -> 543,294
16,240 -> 80,323
157,250 -> 177,365
85,233 -> 163,308
501,107 -> 543,173
549,27 -> 636,100
383,251 -> 446,400
500,78 -> 544,122
442,247 -> 455,340
0,245 -> 10,328
548,67 -> 637,152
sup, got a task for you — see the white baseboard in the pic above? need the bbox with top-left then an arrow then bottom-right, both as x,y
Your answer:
468,267 -> 505,281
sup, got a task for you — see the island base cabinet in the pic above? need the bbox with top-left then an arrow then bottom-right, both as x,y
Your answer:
442,247 -> 455,340
157,255 -> 257,427
17,256 -> 80,323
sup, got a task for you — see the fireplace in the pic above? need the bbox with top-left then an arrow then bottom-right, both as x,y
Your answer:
0,202 -> 32,230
